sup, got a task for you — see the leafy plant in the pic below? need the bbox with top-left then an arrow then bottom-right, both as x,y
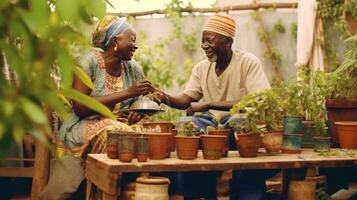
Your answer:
328,35 -> 357,99
177,120 -> 198,136
0,0 -> 111,156
316,187 -> 330,200
230,90 -> 273,134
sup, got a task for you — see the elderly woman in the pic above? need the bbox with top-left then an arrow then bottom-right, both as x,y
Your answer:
40,16 -> 154,200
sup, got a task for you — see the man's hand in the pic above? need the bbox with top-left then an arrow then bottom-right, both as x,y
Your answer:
152,88 -> 167,104
128,111 -> 144,125
186,102 -> 209,116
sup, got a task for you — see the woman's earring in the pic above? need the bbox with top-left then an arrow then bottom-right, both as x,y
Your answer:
114,44 -> 118,51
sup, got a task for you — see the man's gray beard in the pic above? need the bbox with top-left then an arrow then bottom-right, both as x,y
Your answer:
208,55 -> 217,62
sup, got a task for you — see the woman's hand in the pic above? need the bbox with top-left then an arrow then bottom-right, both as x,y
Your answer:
127,111 -> 144,125
186,102 -> 209,116
127,80 -> 155,97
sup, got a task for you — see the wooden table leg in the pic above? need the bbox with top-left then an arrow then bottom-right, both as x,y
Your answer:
85,158 -> 121,200
86,180 -> 93,200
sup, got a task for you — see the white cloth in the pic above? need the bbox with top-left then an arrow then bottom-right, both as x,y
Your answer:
296,0 -> 325,71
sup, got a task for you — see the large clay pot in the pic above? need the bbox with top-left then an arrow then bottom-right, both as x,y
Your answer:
201,135 -> 227,160
235,132 -> 261,158
326,99 -> 357,147
288,180 -> 316,200
335,121 -> 357,149
208,129 -> 230,157
135,176 -> 170,200
261,131 -> 283,155
175,135 -> 200,160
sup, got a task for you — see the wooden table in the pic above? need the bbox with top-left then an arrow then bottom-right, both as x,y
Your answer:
85,149 -> 357,200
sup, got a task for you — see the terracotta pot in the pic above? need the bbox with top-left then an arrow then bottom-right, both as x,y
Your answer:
106,130 -> 118,159
288,180 -> 316,200
261,131 -> 283,155
136,136 -> 149,162
119,152 -> 134,162
137,153 -> 148,162
201,135 -> 227,160
208,129 -> 230,157
118,134 -> 135,162
335,121 -> 357,149
142,121 -> 174,133
135,176 -> 170,200
235,132 -> 261,158
175,135 -> 200,160
145,133 -> 171,160
326,99 -> 357,147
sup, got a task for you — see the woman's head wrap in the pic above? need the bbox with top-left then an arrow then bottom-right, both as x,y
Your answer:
92,15 -> 131,49
202,14 -> 236,38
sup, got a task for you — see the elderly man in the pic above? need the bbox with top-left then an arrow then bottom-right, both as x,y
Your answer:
156,14 -> 276,200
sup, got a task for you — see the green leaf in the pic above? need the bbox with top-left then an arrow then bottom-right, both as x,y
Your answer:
61,88 -> 115,119
3,100 -> 14,117
57,47 -> 74,88
74,65 -> 94,90
87,0 -> 106,19
0,133 -> 14,158
0,123 -> 4,140
12,122 -> 25,144
56,0 -> 79,24
0,0 -> 10,10
19,97 -> 48,124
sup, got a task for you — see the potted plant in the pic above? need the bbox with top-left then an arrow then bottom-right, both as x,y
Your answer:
311,105 -> 331,152
206,114 -> 230,157
317,1 -> 357,147
260,89 -> 284,155
230,91 -> 267,157
175,121 -> 200,160
275,80 -> 304,154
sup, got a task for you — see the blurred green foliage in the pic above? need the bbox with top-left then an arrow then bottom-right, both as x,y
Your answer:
0,0 -> 112,156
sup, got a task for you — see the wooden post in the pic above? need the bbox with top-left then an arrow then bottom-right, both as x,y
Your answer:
255,11 -> 282,80
31,137 -> 50,199
107,2 -> 298,17
31,107 -> 51,199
